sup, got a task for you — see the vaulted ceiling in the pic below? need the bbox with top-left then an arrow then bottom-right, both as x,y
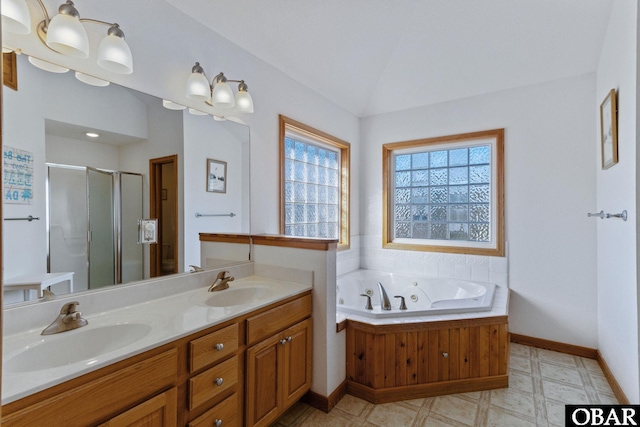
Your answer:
166,0 -> 614,118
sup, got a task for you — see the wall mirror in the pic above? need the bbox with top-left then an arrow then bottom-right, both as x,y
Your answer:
2,52 -> 251,306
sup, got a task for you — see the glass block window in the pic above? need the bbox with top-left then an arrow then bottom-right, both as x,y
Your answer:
280,116 -> 350,247
383,129 -> 504,256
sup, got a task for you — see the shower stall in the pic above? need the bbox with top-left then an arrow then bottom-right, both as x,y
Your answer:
47,164 -> 144,292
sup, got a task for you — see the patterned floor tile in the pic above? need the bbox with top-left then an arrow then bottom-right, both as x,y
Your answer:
273,344 -> 618,427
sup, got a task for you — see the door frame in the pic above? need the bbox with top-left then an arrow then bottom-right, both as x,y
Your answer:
149,155 -> 178,277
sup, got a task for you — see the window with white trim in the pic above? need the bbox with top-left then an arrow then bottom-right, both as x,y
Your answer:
279,115 -> 350,247
383,129 -> 504,256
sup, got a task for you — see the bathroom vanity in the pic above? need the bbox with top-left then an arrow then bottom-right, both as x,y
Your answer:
1,274 -> 312,427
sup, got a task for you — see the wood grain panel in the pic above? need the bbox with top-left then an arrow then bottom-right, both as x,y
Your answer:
344,317 -> 509,403
2,350 -> 177,427
384,334 -> 396,387
246,293 -> 311,345
99,388 -> 177,427
189,323 -> 238,373
459,327 -> 470,379
188,393 -> 238,427
188,356 -> 238,411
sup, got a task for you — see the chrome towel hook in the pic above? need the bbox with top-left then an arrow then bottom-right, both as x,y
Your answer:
587,210 -> 627,221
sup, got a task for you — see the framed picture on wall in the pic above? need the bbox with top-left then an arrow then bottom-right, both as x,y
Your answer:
600,88 -> 618,170
207,158 -> 227,193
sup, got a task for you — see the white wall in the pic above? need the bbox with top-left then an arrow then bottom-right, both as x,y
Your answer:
183,113 -> 249,269
360,74 -> 598,348
596,1 -> 639,403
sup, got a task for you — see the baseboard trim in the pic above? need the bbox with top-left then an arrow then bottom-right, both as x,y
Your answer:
302,380 -> 347,413
596,350 -> 629,405
510,333 -> 598,359
346,375 -> 508,404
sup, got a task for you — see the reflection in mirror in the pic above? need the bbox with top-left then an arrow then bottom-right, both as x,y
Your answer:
2,53 -> 250,305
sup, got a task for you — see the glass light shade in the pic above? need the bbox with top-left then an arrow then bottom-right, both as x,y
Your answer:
28,56 -> 69,73
211,81 -> 235,108
75,71 -> 110,87
97,35 -> 133,74
45,12 -> 89,58
235,90 -> 254,113
188,108 -> 208,116
186,72 -> 211,102
1,0 -> 31,34
162,99 -> 186,110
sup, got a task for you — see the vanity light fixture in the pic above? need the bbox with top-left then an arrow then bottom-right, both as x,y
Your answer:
185,62 -> 254,113
75,71 -> 109,86
1,0 -> 134,74
162,99 -> 186,111
28,55 -> 69,73
2,0 -> 31,34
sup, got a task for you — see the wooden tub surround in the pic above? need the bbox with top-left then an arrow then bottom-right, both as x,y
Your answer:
345,316 -> 509,404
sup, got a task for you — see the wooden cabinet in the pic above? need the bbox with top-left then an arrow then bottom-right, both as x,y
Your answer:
99,388 -> 177,427
245,314 -> 312,427
1,291 -> 312,427
1,349 -> 178,427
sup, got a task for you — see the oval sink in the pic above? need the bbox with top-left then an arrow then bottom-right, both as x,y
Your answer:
200,286 -> 271,307
4,323 -> 152,373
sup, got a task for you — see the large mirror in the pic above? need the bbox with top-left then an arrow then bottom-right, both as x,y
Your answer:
2,52 -> 251,305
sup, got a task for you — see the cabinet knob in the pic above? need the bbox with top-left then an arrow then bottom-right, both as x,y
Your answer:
442,352 -> 449,358
280,336 -> 293,345
215,343 -> 224,351
214,419 -> 222,427
215,377 -> 224,386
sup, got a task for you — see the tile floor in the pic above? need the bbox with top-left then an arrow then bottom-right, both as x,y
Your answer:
273,343 -> 618,427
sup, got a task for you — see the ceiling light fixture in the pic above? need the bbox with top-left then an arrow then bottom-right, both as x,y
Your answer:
1,0 -> 133,74
85,132 -> 99,138
185,62 -> 254,113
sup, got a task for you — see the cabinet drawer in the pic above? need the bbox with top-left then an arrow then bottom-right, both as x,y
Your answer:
188,393 -> 238,427
189,355 -> 238,411
2,349 -> 178,427
246,293 -> 312,346
190,323 -> 238,373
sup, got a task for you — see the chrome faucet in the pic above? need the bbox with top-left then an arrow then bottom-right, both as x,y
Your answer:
377,282 -> 392,310
41,301 -> 88,335
208,271 -> 234,292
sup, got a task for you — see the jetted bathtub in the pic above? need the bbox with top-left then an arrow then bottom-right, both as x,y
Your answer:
337,269 -> 496,318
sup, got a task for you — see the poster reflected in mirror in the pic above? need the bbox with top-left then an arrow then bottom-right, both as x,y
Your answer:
207,158 -> 227,193
600,88 -> 618,170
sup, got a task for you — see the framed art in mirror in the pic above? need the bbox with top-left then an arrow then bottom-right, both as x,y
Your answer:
600,88 -> 618,170
207,158 -> 227,193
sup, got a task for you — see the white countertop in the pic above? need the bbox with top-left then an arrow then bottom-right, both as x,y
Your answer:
2,275 -> 312,405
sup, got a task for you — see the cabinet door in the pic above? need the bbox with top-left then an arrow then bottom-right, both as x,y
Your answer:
246,334 -> 282,427
99,387 -> 177,427
282,318 -> 312,409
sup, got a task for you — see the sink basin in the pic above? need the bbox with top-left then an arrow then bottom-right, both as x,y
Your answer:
199,286 -> 272,307
4,323 -> 152,373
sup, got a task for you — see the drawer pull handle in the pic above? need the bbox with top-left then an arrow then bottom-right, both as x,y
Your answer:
280,336 -> 292,345
215,377 -> 224,386
215,420 -> 222,427
215,343 -> 224,351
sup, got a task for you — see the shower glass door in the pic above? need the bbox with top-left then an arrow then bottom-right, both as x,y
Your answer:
120,172 -> 143,284
87,168 -> 115,289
